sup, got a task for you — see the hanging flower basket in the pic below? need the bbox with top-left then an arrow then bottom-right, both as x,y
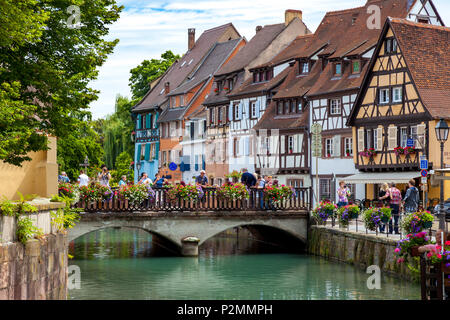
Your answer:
394,146 -> 404,156
404,146 -> 416,155
359,148 -> 377,158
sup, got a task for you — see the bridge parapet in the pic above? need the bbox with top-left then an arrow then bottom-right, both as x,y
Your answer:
73,187 -> 311,213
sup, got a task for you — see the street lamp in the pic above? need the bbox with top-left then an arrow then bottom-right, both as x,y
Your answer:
435,118 -> 449,230
136,161 -> 142,181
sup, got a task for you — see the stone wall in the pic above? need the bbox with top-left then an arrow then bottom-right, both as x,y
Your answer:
308,226 -> 420,282
0,201 -> 67,300
0,233 -> 68,299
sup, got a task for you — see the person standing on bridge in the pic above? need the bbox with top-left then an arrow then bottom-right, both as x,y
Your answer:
98,165 -> 111,187
196,170 -> 208,186
138,172 -> 152,185
77,170 -> 89,187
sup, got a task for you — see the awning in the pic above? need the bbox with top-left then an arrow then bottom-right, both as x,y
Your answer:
344,171 -> 420,184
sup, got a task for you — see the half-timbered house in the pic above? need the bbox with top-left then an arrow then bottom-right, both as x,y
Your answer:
132,24 -> 241,182
347,18 -> 449,201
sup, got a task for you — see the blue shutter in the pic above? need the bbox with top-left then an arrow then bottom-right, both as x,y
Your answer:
155,141 -> 159,160
195,155 -> 199,171
137,114 -> 141,129
136,144 -> 142,161
145,143 -> 150,161
154,112 -> 159,128
202,155 -> 205,170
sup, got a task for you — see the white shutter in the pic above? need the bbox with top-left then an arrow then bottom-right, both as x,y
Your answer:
293,135 -> 298,153
388,126 -> 397,150
244,100 -> 249,119
228,103 -> 233,121
255,100 -> 261,118
206,108 -> 210,126
417,124 -> 426,149
280,135 -> 285,154
297,134 -> 303,153
238,102 -> 243,120
333,135 -> 341,157
376,127 -> 383,151
357,128 -> 365,152
244,137 -> 250,156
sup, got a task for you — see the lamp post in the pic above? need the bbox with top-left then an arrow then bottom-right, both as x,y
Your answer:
136,161 -> 142,182
435,119 -> 449,230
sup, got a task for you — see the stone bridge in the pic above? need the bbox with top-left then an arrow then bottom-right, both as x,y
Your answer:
68,210 -> 309,256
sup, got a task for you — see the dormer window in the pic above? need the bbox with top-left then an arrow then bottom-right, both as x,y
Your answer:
300,62 -> 309,74
277,101 -> 283,115
385,38 -> 397,54
352,60 -> 360,74
172,96 -> 176,107
180,95 -> 184,106
334,63 -> 342,76
228,79 -> 233,91
266,69 -> 273,81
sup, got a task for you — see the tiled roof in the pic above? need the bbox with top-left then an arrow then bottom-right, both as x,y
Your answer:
229,66 -> 291,98
215,23 -> 286,76
253,101 -> 309,130
133,23 -> 238,112
202,71 -> 246,106
168,38 -> 243,97
389,18 -> 450,119
157,107 -> 187,123
251,34 -> 314,69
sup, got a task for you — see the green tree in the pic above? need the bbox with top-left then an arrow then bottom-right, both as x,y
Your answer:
0,0 -> 122,166
57,117 -> 104,181
113,151 -> 134,184
129,50 -> 180,99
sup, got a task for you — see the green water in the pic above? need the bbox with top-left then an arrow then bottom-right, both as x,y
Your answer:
68,228 -> 421,300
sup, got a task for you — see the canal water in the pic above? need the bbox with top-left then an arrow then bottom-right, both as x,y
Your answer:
68,228 -> 420,300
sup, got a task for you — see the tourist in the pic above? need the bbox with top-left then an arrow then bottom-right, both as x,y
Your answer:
337,181 -> 351,208
241,168 -> 256,188
77,170 -> 89,187
403,179 -> 419,213
256,175 -> 266,209
98,165 -> 111,187
418,229 -> 448,254
378,182 -> 389,233
265,176 -> 273,187
118,175 -> 127,187
58,171 -> 70,183
196,170 -> 208,186
379,182 -> 402,234
154,173 -> 166,188
138,172 -> 152,185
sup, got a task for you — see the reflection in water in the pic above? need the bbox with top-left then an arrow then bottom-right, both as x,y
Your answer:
68,228 -> 420,300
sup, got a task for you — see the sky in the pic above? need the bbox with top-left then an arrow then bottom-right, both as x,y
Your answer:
88,0 -> 450,119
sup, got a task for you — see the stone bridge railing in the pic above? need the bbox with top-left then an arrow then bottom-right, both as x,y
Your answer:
73,187 -> 312,213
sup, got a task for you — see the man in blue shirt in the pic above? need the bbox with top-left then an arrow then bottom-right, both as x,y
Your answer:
196,170 -> 208,186
58,172 -> 70,183
241,168 -> 256,188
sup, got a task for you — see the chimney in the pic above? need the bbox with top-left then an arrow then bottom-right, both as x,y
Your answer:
285,9 -> 302,26
256,26 -> 263,33
164,82 -> 170,94
188,28 -> 195,50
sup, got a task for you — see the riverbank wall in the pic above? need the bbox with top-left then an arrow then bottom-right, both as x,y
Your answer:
0,201 -> 67,300
307,226 -> 419,282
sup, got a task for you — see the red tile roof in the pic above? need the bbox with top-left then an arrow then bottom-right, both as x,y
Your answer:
389,18 -> 450,119
133,23 -> 239,112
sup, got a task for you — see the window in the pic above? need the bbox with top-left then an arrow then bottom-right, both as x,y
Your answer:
352,61 -> 360,73
265,137 -> 271,154
228,79 -> 233,91
400,127 -> 408,147
319,179 -> 331,201
233,137 -> 240,157
234,104 -> 240,120
298,101 -> 302,113
180,95 -> 184,106
373,129 -> 378,149
330,99 -> 341,115
260,71 -> 265,82
325,138 -> 333,157
393,87 -> 402,103
250,101 -> 257,118
287,179 -> 304,188
210,108 -> 215,125
344,137 -> 353,156
140,115 -> 146,129
410,126 -> 418,146
253,73 -> 257,83
172,96 -> 176,107
218,107 -> 223,124
190,123 -> 195,140
300,62 -> 309,74
266,69 -> 273,81
385,38 -> 397,54
277,101 -> 283,115
334,63 -> 342,75
366,129 -> 373,149
284,100 -> 290,114
379,88 -> 390,104
288,136 -> 294,153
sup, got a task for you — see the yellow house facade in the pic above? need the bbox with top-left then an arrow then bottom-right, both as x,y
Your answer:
347,18 -> 450,206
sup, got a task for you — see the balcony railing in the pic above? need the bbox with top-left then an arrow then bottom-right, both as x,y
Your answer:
74,187 -> 312,213
136,128 -> 159,140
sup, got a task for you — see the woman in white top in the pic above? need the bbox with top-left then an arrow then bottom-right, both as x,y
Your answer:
138,172 -> 152,185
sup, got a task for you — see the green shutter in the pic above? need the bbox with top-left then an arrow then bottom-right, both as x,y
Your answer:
155,142 -> 159,160
146,113 -> 151,128
137,114 -> 141,129
145,143 -> 150,161
136,144 -> 142,161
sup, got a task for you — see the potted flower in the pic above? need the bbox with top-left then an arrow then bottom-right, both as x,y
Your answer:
166,184 -> 201,205
225,170 -> 242,183
346,149 -> 351,157
327,153 -> 331,158
380,207 -> 392,223
264,185 -> 294,206
214,88 -> 219,93
404,146 -> 416,155
363,207 -> 384,231
58,182 -> 76,199
394,231 -> 431,264
312,201 -> 337,224
401,210 -> 434,234
118,184 -> 148,206
216,183 -> 249,201
394,146 -> 404,156
223,87 -> 229,92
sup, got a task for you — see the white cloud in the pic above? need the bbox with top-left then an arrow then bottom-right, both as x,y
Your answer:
89,0 -> 450,119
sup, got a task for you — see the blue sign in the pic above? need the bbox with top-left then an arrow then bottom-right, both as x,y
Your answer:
407,139 -> 415,147
169,162 -> 178,171
420,159 -> 428,170
420,169 -> 428,178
